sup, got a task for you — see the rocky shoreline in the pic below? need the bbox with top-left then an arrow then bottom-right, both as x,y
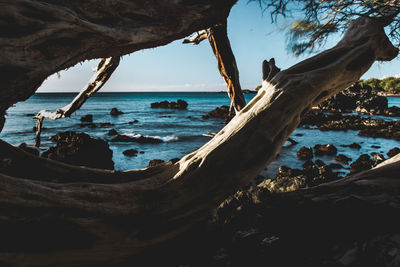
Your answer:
3,89 -> 399,265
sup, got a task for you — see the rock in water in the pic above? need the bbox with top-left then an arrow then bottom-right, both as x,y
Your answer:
318,83 -> 389,115
110,134 -> 163,144
107,129 -> 119,136
148,159 -> 165,167
150,100 -> 188,110
341,142 -> 362,150
314,144 -> 338,156
42,131 -> 114,170
80,114 -> 93,122
123,149 -> 138,157
335,154 -> 352,165
203,105 -> 234,123
110,108 -> 124,116
296,146 -> 313,160
387,147 -> 400,158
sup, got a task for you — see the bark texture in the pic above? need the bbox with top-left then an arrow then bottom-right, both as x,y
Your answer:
0,16 -> 399,266
0,0 -> 237,130
207,22 -> 246,112
183,22 -> 246,112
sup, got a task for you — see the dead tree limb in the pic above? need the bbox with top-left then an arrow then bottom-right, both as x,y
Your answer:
183,21 -> 246,112
0,17 -> 398,265
33,57 -> 120,146
182,30 -> 209,45
34,116 -> 44,147
207,21 -> 246,112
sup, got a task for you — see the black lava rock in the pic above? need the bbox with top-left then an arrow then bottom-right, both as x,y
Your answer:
151,100 -> 188,110
123,149 -> 138,157
42,131 -> 114,170
80,114 -> 93,123
110,108 -> 124,116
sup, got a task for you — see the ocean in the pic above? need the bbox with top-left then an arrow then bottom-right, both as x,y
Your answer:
1,92 -> 399,178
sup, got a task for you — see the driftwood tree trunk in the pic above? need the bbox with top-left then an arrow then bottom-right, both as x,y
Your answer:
0,16 -> 398,265
0,0 -> 237,130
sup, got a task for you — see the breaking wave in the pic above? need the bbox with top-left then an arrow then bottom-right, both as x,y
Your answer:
123,133 -> 179,142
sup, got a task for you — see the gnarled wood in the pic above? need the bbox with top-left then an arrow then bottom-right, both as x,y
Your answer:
0,17 -> 398,265
0,0 -> 237,130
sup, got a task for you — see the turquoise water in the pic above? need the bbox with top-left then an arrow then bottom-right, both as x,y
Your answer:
1,93 -> 399,178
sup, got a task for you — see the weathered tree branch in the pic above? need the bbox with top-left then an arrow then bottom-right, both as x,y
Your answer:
182,30 -> 209,45
262,58 -> 280,82
183,21 -> 246,112
0,17 -> 398,265
33,57 -> 120,146
207,21 -> 246,112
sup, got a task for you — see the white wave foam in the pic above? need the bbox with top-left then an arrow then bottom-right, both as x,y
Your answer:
122,133 -> 179,142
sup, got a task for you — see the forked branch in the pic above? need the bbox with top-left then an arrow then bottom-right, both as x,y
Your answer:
34,57 -> 120,146
184,21 -> 246,112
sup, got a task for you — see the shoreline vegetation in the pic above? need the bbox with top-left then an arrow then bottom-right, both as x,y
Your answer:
254,77 -> 400,97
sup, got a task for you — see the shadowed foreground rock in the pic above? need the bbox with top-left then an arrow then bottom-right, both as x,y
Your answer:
132,155 -> 400,266
42,131 -> 114,170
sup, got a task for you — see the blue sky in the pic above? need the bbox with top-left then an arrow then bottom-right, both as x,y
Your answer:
38,0 -> 400,92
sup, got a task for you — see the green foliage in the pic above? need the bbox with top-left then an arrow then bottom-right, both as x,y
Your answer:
251,0 -> 400,55
360,77 -> 400,94
255,84 -> 262,91
289,19 -> 338,55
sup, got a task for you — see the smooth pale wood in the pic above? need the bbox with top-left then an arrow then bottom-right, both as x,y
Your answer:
35,57 -> 120,121
33,57 -> 120,146
0,17 -> 399,266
